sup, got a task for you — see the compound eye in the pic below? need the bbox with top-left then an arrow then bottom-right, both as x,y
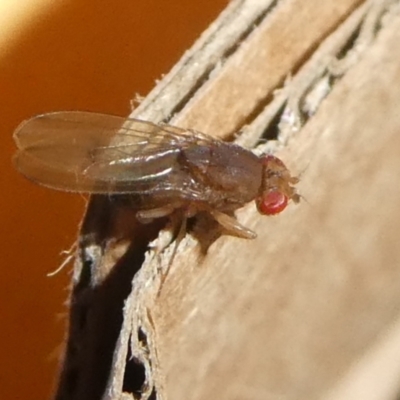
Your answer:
256,190 -> 288,215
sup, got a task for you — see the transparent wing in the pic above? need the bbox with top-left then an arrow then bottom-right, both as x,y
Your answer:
13,111 -> 217,195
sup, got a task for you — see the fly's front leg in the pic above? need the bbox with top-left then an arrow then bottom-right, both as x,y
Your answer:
209,209 -> 257,239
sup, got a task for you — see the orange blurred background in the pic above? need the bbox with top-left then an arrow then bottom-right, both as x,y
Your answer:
0,1 -> 226,398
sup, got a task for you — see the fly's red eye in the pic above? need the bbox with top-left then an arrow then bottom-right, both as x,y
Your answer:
257,190 -> 288,215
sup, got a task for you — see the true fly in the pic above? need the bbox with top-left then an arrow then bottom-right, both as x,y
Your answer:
13,111 -> 300,240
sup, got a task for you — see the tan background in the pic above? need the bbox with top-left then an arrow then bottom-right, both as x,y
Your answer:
0,1 -> 227,399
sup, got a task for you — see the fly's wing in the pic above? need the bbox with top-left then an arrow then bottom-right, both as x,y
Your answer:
13,111 -> 217,197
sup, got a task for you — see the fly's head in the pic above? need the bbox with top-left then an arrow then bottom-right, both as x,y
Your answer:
256,155 -> 300,216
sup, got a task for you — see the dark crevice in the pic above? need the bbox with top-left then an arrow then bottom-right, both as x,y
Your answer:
259,102 -> 287,142
55,207 -> 160,400
148,388 -> 157,400
234,28 -> 331,136
122,338 -> 147,396
162,2 -> 279,122
219,0 -> 278,60
232,1 -> 364,141
160,66 -> 216,123
138,327 -> 148,347
335,23 -> 363,61
63,368 -> 79,398
75,258 -> 93,291
336,6 -> 385,62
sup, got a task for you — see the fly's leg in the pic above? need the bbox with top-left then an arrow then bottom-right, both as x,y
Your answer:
136,204 -> 178,266
136,204 -> 180,223
136,205 -> 188,292
209,209 -> 257,239
158,215 -> 187,294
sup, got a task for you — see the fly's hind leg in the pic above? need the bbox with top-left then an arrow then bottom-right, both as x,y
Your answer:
209,209 -> 257,239
158,214 -> 187,292
136,205 -> 188,291
136,204 -> 180,266
136,204 -> 180,224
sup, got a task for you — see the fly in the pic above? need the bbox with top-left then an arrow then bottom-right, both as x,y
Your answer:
13,111 -> 300,242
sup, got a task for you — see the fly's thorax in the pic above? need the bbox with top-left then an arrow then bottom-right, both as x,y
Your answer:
182,142 -> 263,207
